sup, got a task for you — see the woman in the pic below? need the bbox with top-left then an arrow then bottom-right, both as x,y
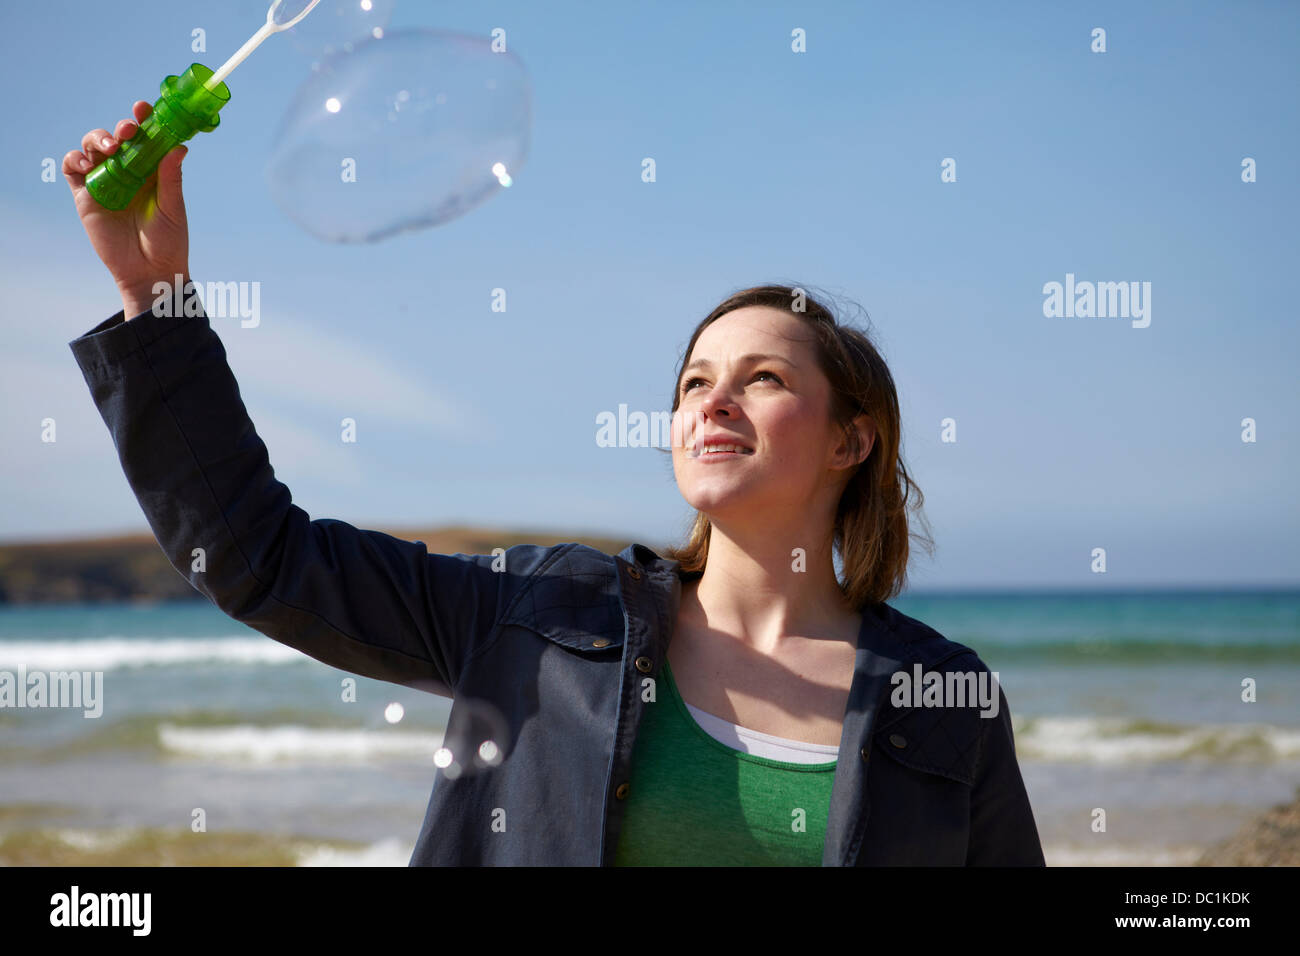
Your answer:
63,102 -> 1045,866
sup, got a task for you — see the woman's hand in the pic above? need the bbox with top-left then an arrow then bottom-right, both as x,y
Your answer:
64,100 -> 191,319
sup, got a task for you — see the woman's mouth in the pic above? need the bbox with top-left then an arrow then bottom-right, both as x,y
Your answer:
687,443 -> 755,460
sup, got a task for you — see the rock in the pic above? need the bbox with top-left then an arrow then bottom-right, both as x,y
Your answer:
1195,787 -> 1300,866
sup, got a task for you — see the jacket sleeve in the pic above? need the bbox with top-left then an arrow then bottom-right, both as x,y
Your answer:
68,304 -> 516,698
965,685 -> 1046,865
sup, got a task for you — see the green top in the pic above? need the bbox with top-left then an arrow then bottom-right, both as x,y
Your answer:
613,658 -> 838,866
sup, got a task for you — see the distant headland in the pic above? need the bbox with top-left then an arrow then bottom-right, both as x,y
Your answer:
0,525 -> 643,605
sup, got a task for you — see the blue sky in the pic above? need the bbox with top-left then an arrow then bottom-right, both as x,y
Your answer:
1,0 -> 1296,590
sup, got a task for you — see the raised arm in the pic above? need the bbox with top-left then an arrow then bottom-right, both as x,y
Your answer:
64,102 -> 514,696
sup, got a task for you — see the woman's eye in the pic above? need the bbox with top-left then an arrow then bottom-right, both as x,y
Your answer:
681,371 -> 782,395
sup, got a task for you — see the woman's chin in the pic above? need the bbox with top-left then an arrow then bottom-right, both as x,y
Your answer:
681,486 -> 753,517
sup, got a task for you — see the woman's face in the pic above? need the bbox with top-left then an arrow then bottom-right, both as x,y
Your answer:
671,306 -> 865,528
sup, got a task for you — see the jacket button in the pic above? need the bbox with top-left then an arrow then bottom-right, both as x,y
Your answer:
860,746 -> 870,763
615,783 -> 630,799
889,734 -> 907,749
627,566 -> 642,580
634,656 -> 653,673
592,639 -> 611,648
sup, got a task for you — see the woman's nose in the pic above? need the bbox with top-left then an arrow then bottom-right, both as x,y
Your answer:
698,382 -> 740,418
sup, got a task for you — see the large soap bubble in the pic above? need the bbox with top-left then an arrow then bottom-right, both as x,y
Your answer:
266,29 -> 531,243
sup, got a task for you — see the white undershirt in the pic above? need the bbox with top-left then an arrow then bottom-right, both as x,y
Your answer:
682,701 -> 840,764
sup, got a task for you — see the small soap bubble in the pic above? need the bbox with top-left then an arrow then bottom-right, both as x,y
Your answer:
383,701 -> 404,724
266,29 -> 532,243
431,695 -> 510,780
478,739 -> 502,766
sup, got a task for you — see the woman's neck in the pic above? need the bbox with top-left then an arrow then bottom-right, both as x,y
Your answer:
682,531 -> 859,653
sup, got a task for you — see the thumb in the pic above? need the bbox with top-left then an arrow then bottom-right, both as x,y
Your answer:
155,145 -> 188,222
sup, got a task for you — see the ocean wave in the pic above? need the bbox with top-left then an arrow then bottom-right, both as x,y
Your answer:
157,723 -> 445,763
0,637 -> 304,671
3,634 -> 1294,673
297,838 -> 413,866
1042,843 -> 1205,866
0,825 -> 381,866
963,639 -> 1300,663
1015,715 -> 1300,764
14,714 -> 1300,768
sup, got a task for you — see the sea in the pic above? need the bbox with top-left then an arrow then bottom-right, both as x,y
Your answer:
1,589 -> 1297,866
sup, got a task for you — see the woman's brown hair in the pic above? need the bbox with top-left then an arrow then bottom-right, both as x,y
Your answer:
660,284 -> 933,610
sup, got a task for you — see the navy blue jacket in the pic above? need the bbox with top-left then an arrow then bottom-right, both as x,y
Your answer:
69,305 -> 1045,866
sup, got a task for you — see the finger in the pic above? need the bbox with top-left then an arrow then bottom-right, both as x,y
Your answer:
82,128 -> 114,165
62,148 -> 91,190
114,117 -> 139,143
96,128 -> 129,157
132,100 -> 152,124
155,145 -> 188,224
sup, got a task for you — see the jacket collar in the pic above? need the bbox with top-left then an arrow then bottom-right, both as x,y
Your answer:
619,542 -> 976,865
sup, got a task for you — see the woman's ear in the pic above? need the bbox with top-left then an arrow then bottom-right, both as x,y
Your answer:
854,414 -> 877,465
832,413 -> 876,470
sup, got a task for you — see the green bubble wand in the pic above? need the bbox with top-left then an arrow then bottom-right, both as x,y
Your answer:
86,0 -> 322,210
